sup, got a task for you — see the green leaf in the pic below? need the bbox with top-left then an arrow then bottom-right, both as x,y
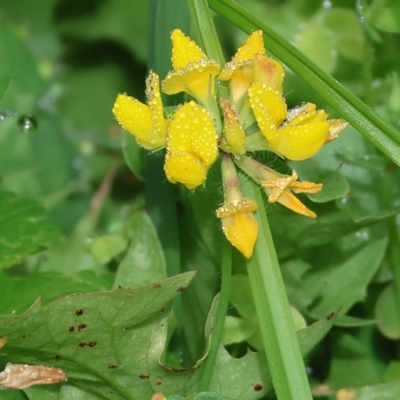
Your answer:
56,0 -> 150,61
307,172 -> 350,203
113,212 -> 166,288
0,191 -> 62,269
0,271 -> 111,316
0,390 -> 27,400
375,283 -> 400,340
307,238 -> 387,318
295,18 -> 335,73
328,333 -> 381,389
345,380 -> 400,399
0,272 -> 197,400
0,74 -> 11,103
374,1 -> 400,33
385,361 -> 400,382
122,130 -> 144,181
323,8 -> 364,62
88,234 -> 127,264
194,393 -> 229,400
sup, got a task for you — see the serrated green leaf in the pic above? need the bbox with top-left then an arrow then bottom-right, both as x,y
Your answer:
113,212 -> 166,288
0,272 -> 197,400
375,283 -> 400,340
0,191 -> 61,269
0,271 -> 111,316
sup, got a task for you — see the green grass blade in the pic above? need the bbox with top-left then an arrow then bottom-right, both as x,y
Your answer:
208,0 -> 400,166
240,176 -> 312,400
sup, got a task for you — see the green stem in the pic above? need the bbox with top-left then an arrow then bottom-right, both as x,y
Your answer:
186,0 -> 225,66
388,217 -> 400,328
198,240 -> 232,392
240,175 -> 312,400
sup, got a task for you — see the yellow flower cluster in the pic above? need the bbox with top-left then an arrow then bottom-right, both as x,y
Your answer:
112,29 -> 347,258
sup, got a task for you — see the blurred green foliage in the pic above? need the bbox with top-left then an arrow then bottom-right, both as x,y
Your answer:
0,0 -> 400,399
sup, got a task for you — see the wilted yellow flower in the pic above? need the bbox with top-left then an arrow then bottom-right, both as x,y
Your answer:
235,156 -> 322,218
112,72 -> 167,150
164,101 -> 218,189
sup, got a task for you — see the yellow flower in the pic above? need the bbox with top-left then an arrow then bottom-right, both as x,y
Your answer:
248,82 -> 345,160
162,29 -> 221,102
164,101 -> 218,189
216,156 -> 258,258
234,156 -> 322,218
112,72 -> 167,150
220,30 -> 284,102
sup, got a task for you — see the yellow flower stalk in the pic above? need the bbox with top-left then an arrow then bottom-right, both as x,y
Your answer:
112,72 -> 167,150
235,156 -> 322,218
162,29 -> 221,102
164,101 -> 218,189
216,156 -> 258,258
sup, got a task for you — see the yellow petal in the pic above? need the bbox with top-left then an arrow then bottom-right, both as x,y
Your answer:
248,82 -> 287,144
171,29 -> 208,70
219,31 -> 265,81
216,198 -> 258,258
272,122 -> 329,160
146,71 -> 167,143
162,61 -> 220,102
112,94 -> 164,150
272,190 -> 317,218
221,98 -> 246,155
253,55 -> 285,92
167,101 -> 218,166
234,30 -> 265,62
164,152 -> 208,190
220,212 -> 259,258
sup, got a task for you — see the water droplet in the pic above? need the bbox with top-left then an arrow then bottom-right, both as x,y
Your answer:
18,115 -> 38,132
322,0 -> 332,8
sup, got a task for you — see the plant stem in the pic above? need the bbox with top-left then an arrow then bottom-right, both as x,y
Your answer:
198,240 -> 232,392
240,175 -> 312,400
